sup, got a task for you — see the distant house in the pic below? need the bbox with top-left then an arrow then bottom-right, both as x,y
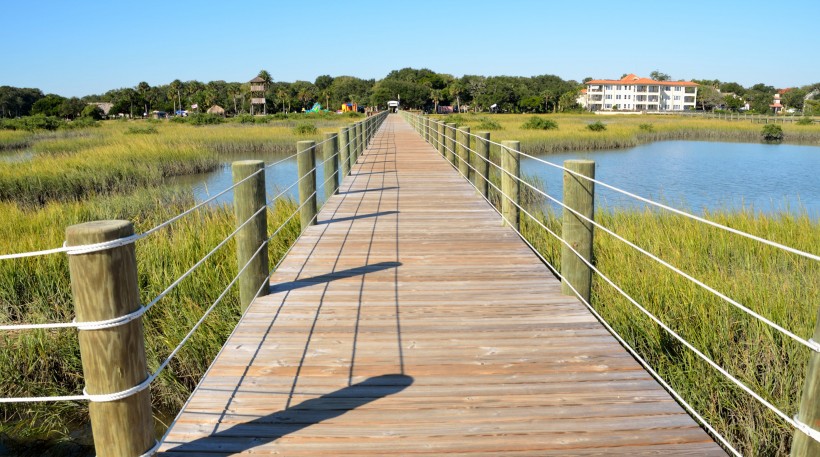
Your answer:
576,89 -> 588,109
585,74 -> 698,112
770,89 -> 790,114
207,105 -> 226,117
436,105 -> 453,114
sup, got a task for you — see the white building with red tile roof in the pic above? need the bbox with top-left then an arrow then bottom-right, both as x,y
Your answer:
584,74 -> 698,112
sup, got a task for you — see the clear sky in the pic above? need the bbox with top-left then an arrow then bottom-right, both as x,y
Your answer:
2,0 -> 818,97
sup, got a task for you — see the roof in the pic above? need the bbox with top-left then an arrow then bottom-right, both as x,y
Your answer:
249,76 -> 266,83
206,105 -> 225,114
580,89 -> 587,94
585,74 -> 698,87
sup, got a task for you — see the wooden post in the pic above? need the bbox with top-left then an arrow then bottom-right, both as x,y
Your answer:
437,121 -> 446,156
357,122 -> 364,159
66,221 -> 154,457
424,117 -> 430,142
297,140 -> 318,228
350,122 -> 359,165
457,126 -> 471,178
445,123 -> 457,166
561,160 -> 595,303
501,140 -> 520,230
324,132 -> 339,199
339,127 -> 350,177
232,160 -> 270,310
792,316 -> 820,456
475,131 -> 490,199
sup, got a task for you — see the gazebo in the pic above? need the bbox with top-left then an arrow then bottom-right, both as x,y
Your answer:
249,76 -> 267,115
207,105 -> 226,117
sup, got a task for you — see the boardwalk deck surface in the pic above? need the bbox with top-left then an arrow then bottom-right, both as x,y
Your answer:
159,115 -> 724,456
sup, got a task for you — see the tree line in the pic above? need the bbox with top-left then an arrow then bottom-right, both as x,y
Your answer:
2,68 -> 819,119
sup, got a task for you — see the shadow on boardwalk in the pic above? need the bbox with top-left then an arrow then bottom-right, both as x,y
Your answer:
164,374 -> 413,454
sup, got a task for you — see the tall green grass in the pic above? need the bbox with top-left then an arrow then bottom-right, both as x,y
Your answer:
0,189 -> 300,455
516,203 -> 819,456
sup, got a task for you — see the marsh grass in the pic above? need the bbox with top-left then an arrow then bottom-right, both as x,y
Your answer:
0,118 -> 354,206
514,200 -> 819,456
0,189 -> 301,452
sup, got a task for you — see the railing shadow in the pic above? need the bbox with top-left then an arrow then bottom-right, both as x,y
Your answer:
270,261 -> 401,293
319,210 -> 399,225
163,374 -> 413,454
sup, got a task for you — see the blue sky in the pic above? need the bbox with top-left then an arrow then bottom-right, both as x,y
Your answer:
2,0 -> 818,97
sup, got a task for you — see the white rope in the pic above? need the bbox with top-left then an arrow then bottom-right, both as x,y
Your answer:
137,440 -> 161,457
432,123 -> 820,445
0,153 -> 299,261
441,129 -> 820,353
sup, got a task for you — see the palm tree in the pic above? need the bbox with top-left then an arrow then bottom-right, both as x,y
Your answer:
431,90 -> 441,114
276,88 -> 289,113
170,79 -> 183,114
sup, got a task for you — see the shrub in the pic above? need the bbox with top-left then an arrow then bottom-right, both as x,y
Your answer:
638,123 -> 654,132
186,113 -> 224,126
475,117 -> 503,130
796,117 -> 813,126
0,115 -> 62,131
235,114 -> 255,124
254,115 -> 273,124
125,126 -> 158,135
293,123 -> 317,135
521,116 -> 558,130
169,116 -> 187,123
587,121 -> 606,132
344,111 -> 363,119
761,124 -> 784,142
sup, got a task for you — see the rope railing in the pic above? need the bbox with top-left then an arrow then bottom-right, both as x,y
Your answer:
0,111 -> 389,455
404,111 -> 820,451
427,118 -> 820,352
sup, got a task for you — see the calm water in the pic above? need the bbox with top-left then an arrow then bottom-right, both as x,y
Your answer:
521,141 -> 820,218
170,150 -> 331,207
171,141 -> 819,218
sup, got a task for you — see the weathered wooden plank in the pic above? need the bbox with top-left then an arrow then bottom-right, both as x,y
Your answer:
159,115 -> 723,455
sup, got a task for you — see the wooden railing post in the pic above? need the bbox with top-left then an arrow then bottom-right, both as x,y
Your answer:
437,121 -> 446,156
424,117 -> 430,143
457,126 -> 471,178
324,132 -> 339,199
297,140 -> 318,228
66,221 -> 154,457
792,317 -> 820,456
501,140 -> 520,230
232,160 -> 270,310
445,123 -> 457,166
339,127 -> 350,177
357,121 -> 363,161
561,160 -> 595,303
350,122 -> 359,165
475,131 -> 490,199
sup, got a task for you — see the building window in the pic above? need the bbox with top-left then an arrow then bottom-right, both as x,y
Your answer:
674,105 -> 681,110
605,85 -> 612,90
605,104 -> 612,108
616,95 -> 621,100
675,86 -> 682,91
674,96 -> 680,100
606,94 -> 612,100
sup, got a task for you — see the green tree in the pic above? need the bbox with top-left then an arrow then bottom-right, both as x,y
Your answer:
650,70 -> 671,81
314,75 -> 333,91
81,104 -> 104,120
31,94 -> 67,116
137,81 -> 151,116
698,86 -> 724,111
723,95 -> 744,112
719,82 -> 746,97
782,88 -> 807,110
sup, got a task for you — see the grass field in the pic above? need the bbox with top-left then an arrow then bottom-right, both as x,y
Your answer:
432,112 -> 820,154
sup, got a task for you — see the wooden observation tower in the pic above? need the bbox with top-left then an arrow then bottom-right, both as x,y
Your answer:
249,76 -> 267,115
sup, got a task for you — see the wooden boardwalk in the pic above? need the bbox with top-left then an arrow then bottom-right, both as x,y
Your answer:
159,115 -> 724,456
